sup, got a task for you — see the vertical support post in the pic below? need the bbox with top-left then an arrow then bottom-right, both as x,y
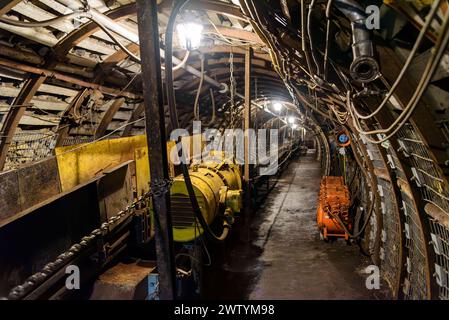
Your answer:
136,0 -> 176,300
243,46 -> 253,238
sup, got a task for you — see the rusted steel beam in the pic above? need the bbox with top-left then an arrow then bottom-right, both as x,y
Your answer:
0,0 -> 20,15
136,0 -> 176,300
0,43 -> 42,65
121,102 -> 144,137
199,45 -> 271,60
0,58 -> 139,99
171,46 -> 270,79
0,76 -> 45,169
53,4 -> 136,57
92,0 -> 250,80
94,43 -> 140,81
0,43 -> 94,78
158,0 -> 246,21
55,89 -> 91,147
188,0 -> 245,20
203,26 -> 263,45
94,98 -> 126,139
179,66 -> 280,91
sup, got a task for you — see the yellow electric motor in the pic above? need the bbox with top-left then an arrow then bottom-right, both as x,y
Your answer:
170,160 -> 242,242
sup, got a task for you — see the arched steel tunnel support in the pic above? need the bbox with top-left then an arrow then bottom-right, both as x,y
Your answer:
0,3 -> 137,170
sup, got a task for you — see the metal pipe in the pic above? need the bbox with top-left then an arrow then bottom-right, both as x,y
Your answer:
0,43 -> 94,78
333,0 -> 379,83
0,57 -> 139,99
243,46 -> 252,239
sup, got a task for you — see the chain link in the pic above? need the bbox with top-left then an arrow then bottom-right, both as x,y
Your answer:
229,50 -> 236,129
6,178 -> 173,300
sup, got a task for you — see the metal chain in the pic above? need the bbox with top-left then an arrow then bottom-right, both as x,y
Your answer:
6,178 -> 173,300
229,51 -> 236,128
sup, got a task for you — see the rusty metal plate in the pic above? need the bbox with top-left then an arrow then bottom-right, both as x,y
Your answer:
17,157 -> 61,210
97,161 -> 134,221
0,170 -> 21,223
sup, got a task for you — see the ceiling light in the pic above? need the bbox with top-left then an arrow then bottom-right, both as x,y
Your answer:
273,102 -> 283,112
176,22 -> 203,51
288,116 -> 295,124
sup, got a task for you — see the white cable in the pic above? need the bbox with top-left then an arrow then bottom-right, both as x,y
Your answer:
350,0 -> 442,121
193,56 -> 205,120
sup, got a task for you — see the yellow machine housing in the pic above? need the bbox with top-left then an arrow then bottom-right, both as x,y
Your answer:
170,160 -> 242,242
54,136 -> 242,243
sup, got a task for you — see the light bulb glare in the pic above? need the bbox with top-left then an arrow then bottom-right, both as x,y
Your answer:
176,22 -> 203,50
273,102 -> 283,111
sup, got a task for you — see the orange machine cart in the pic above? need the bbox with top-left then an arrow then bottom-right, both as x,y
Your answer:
317,176 -> 351,240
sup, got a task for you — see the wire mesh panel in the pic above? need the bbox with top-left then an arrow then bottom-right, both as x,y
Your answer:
359,133 -> 403,296
60,136 -> 95,147
429,218 -> 449,299
388,125 -> 434,299
396,124 -> 449,300
4,132 -> 56,171
401,193 -> 430,299
378,178 -> 402,295
398,125 -> 449,213
355,135 -> 380,257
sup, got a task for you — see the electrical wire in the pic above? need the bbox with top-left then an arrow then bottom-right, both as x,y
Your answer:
1,7 -> 191,72
165,0 -> 230,243
193,56 -> 205,121
349,0 -> 442,121
54,117 -> 144,157
204,88 -> 216,127
307,0 -> 322,76
348,5 -> 449,143
0,11 -> 91,27
323,0 -> 335,80
206,18 -> 260,47
300,0 -> 315,77
92,16 -> 190,70
93,18 -> 142,64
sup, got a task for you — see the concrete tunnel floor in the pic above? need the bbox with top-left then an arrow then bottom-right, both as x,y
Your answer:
203,151 -> 386,300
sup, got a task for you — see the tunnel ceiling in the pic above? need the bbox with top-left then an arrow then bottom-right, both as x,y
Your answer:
0,0 -> 447,186
0,0 -> 298,171
0,0 -> 445,177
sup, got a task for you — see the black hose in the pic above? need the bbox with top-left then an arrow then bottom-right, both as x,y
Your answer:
307,0 -> 322,76
165,0 -> 229,243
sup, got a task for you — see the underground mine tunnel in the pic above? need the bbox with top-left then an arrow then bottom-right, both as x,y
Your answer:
0,0 -> 448,303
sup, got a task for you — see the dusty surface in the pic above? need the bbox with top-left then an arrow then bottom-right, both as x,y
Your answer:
203,152 -> 376,300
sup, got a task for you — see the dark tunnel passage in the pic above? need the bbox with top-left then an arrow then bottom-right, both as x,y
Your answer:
203,152 -> 391,300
